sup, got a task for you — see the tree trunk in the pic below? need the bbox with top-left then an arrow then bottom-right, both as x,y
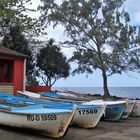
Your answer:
102,70 -> 110,98
49,78 -> 52,87
47,76 -> 51,87
96,43 -> 110,98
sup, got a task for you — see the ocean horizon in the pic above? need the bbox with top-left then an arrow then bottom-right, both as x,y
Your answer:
52,87 -> 140,99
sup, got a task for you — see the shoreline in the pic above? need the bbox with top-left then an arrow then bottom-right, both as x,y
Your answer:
52,87 -> 140,99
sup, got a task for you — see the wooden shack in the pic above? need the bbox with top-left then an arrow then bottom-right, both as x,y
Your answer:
0,46 -> 26,95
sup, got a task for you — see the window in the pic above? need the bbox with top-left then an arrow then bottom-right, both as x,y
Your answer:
0,60 -> 14,83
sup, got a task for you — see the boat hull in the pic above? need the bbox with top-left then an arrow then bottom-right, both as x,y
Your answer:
83,100 -> 126,121
121,100 -> 136,119
130,101 -> 140,116
104,103 -> 126,121
72,105 -> 106,128
0,105 -> 77,138
17,91 -> 107,128
44,104 -> 106,128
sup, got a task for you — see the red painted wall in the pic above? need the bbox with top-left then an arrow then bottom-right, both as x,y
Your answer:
0,56 -> 25,95
13,59 -> 24,95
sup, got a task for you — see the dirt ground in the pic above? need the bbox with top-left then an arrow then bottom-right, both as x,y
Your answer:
0,116 -> 140,140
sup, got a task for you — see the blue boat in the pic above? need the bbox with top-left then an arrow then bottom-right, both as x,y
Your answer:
83,100 -> 126,121
17,91 -> 106,128
29,91 -> 126,121
0,93 -> 77,138
40,91 -> 89,102
103,101 -> 126,121
32,91 -> 126,121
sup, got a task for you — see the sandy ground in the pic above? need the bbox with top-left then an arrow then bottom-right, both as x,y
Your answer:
0,117 -> 140,140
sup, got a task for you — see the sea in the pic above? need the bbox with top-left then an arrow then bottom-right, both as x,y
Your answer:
52,87 -> 140,99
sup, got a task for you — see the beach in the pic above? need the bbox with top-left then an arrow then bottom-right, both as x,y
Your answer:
0,116 -> 139,140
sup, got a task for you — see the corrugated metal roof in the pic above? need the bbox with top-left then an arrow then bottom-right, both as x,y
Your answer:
0,46 -> 27,58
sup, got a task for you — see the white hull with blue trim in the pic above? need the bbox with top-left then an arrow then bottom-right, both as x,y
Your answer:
0,95 -> 77,138
83,100 -> 126,121
72,104 -> 106,128
17,91 -> 106,128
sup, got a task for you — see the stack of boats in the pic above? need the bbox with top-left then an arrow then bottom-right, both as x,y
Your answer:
0,91 -> 139,138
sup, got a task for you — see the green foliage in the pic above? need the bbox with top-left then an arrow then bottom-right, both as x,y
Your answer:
0,0 -> 46,85
37,39 -> 70,86
39,0 -> 140,96
2,25 -> 35,83
26,74 -> 39,86
0,0 -> 44,39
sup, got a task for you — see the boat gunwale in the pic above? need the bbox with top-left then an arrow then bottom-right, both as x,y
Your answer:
0,106 -> 73,115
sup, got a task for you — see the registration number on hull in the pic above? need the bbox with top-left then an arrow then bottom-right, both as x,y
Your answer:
106,107 -> 118,112
78,109 -> 98,115
27,114 -> 57,121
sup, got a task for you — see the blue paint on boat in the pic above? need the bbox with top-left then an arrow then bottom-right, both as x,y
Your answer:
13,106 -> 72,114
103,102 -> 126,121
41,92 -> 59,98
0,93 -> 104,113
0,96 -> 76,115
43,103 -> 103,110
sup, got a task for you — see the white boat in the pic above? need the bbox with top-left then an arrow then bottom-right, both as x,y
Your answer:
0,103 -> 77,138
130,100 -> 140,116
83,100 -> 126,121
121,99 -> 136,119
71,104 -> 106,128
17,91 -> 106,128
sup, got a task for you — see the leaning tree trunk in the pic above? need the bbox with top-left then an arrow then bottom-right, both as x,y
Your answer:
102,70 -> 110,98
96,43 -> 110,98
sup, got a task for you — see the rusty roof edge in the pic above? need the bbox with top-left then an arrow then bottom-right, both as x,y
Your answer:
0,46 -> 28,58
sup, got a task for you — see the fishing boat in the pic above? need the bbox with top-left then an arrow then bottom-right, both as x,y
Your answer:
56,91 -> 92,101
69,104 -> 105,128
41,91 -> 94,101
0,93 -> 77,138
37,92 -> 127,121
18,91 -> 126,121
130,100 -> 140,116
121,99 -> 136,119
18,91 -> 88,103
45,92 -> 135,120
47,103 -> 106,128
17,91 -> 106,128
83,100 -> 126,121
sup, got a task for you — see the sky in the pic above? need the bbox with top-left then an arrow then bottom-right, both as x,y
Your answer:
30,0 -> 140,87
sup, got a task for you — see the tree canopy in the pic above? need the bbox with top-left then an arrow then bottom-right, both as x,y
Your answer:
0,0 -> 44,40
39,0 -> 140,96
36,39 -> 70,87
0,0 -> 46,85
2,25 -> 35,84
